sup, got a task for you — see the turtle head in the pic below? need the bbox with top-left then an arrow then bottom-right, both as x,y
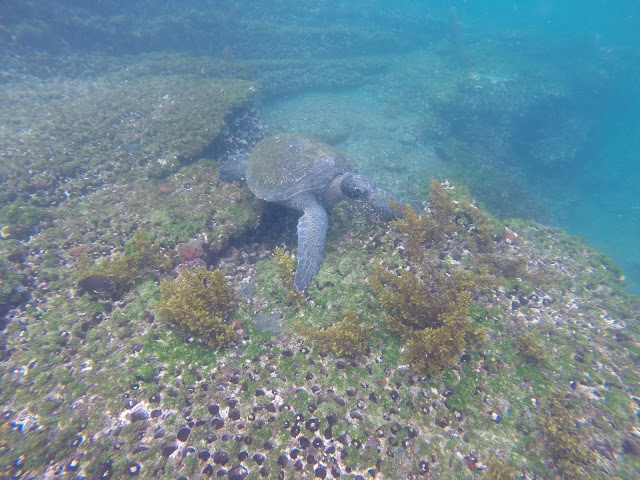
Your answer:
340,174 -> 375,202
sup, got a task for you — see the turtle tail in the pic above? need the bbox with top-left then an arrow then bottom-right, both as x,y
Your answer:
219,153 -> 249,182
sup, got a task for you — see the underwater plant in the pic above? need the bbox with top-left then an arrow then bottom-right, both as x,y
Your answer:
99,255 -> 143,296
156,267 -> 235,345
515,331 -> 548,365
486,455 -> 518,480
371,179 -> 501,375
388,179 -> 456,262
273,246 -> 303,304
371,266 -> 489,375
294,310 -> 371,357
98,228 -> 173,296
540,394 -> 596,479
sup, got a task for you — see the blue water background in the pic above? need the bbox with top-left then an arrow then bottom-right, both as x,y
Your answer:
446,1 -> 640,293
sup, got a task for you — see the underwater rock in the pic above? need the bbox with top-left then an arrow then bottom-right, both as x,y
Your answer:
77,274 -> 111,295
176,427 -> 191,442
254,312 -> 283,334
213,451 -> 229,465
130,409 -> 148,422
161,444 -> 178,457
228,465 -> 248,480
120,142 -> 141,155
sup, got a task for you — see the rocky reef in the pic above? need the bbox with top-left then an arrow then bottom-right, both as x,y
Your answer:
1,44 -> 640,480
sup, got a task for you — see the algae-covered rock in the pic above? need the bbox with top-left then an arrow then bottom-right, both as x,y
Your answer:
0,256 -> 29,317
0,202 -> 49,240
0,72 -> 258,206
51,159 -> 260,257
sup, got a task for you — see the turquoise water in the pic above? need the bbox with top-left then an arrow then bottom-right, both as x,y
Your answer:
528,108 -> 640,293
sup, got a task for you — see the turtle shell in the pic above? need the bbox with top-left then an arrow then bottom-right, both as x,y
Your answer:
245,134 -> 352,203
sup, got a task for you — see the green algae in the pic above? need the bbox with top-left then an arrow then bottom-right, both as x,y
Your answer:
0,256 -> 28,309
1,69 -> 258,212
486,456 -> 519,480
0,202 -> 49,237
540,394 -> 597,480
442,363 -> 485,412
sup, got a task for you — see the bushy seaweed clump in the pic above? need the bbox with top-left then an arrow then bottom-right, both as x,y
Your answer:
486,456 -> 518,480
391,179 -> 526,278
388,179 -> 455,262
295,310 -> 371,358
515,331 -> 548,365
156,267 -> 235,345
98,228 -> 173,296
540,394 -> 596,479
371,179 -> 501,375
371,266 -> 490,375
273,246 -> 302,304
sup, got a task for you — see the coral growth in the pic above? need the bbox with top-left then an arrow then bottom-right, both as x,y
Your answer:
295,310 -> 371,357
156,267 -> 235,345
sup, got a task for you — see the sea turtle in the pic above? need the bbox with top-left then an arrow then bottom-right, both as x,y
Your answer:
220,134 -> 409,291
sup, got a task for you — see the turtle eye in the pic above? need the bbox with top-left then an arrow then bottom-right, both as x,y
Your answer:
348,184 -> 368,201
342,175 -> 371,201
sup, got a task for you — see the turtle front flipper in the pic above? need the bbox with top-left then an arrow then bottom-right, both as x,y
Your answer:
290,194 -> 328,291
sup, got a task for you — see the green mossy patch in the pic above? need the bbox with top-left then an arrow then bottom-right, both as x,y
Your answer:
0,202 -> 49,237
1,69 -> 258,209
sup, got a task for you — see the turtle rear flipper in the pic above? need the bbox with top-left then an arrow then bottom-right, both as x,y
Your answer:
291,194 -> 328,291
219,153 -> 249,182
